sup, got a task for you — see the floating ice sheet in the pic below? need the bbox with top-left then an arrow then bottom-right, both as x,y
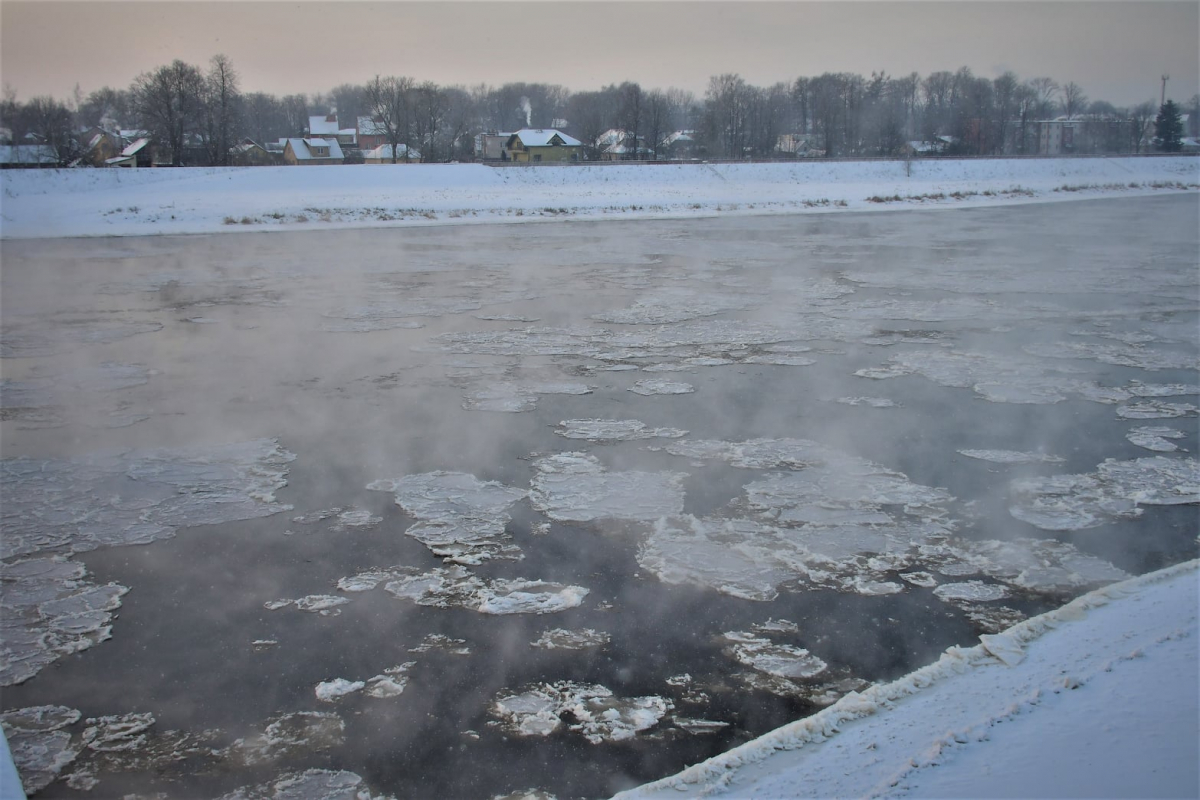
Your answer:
629,379 -> 696,396
368,471 -> 527,564
383,565 -> 589,615
835,396 -> 898,408
491,681 -> 671,744
0,319 -> 163,358
957,450 -> 1066,464
217,769 -> 388,800
1,439 -> 295,560
463,381 -> 592,413
554,419 -> 687,442
1115,400 -> 1199,419
721,632 -> 828,679
530,628 -> 611,650
315,679 -> 365,702
265,595 -> 350,616
232,711 -> 345,767
1010,456 -> 1200,530
0,706 -> 81,794
933,581 -> 1011,602
593,288 -> 759,325
1126,426 -> 1188,452
0,557 -> 128,685
529,452 -> 687,523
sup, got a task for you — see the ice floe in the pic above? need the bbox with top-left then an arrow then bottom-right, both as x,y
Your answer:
721,632 -> 828,679
408,633 -> 471,655
0,438 -> 295,560
0,319 -> 163,358
835,396 -> 898,408
530,452 -> 687,523
933,581 -> 1011,602
629,379 -> 696,396
315,678 -> 365,702
554,419 -> 687,442
217,769 -> 389,800
462,381 -> 592,412
530,628 -> 611,650
367,471 -> 527,564
957,449 -> 1066,464
1115,400 -> 1199,419
232,711 -> 345,766
0,557 -> 128,685
1126,426 -> 1188,452
491,681 -> 672,743
0,706 -> 81,794
1010,456 -> 1200,530
264,595 -> 350,616
382,565 -> 589,615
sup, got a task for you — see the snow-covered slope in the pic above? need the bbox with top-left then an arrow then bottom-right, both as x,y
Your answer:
617,560 -> 1199,799
1,157 -> 1196,239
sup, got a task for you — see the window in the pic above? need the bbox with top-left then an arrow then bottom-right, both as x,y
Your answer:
533,154 -> 542,162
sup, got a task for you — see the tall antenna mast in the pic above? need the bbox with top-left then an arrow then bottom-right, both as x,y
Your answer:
1161,74 -> 1169,105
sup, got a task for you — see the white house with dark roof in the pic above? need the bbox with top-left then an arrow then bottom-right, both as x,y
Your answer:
504,129 -> 582,162
282,137 -> 345,165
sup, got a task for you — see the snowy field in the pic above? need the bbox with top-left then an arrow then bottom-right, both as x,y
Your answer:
1,156 -> 1198,240
0,167 -> 1197,799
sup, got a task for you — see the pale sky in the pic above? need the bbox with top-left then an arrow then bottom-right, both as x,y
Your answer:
2,1 -> 1197,107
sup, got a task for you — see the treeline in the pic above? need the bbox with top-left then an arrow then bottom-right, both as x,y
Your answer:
2,55 -> 1198,166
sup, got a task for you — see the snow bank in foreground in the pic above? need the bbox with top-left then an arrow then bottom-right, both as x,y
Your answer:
1,157 -> 1196,239
616,559 -> 1199,799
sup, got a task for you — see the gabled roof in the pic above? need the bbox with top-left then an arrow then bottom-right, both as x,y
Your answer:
510,129 -> 582,148
363,143 -> 421,160
285,137 -> 345,160
596,129 -> 628,147
662,130 -> 695,146
120,138 -> 150,157
308,115 -> 340,136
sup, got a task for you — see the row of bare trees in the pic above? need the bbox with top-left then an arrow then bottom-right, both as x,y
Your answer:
4,55 -> 1198,165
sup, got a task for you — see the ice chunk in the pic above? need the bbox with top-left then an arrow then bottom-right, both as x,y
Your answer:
934,581 -> 1011,602
491,682 -> 671,744
530,452 -> 687,523
835,396 -> 898,408
722,632 -> 828,679
383,566 -> 589,615
409,633 -> 471,655
217,769 -> 381,800
315,679 -> 365,702
530,628 -> 611,650
368,471 -> 527,564
1116,400 -> 1199,419
957,449 -> 1066,464
554,419 -> 687,442
0,706 -> 81,794
232,711 -> 345,766
0,557 -> 128,686
82,712 -> 155,752
1010,456 -> 1199,530
1126,426 -> 1187,452
1,438 -> 295,560
265,595 -> 350,615
629,379 -> 696,395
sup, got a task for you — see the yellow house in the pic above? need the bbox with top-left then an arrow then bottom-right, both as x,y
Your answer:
504,129 -> 581,162
283,138 -> 344,165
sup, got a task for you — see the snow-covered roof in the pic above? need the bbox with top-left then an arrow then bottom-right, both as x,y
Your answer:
308,115 -> 340,136
285,138 -> 345,160
120,138 -> 150,157
363,143 -> 421,160
662,131 -> 694,146
0,145 -> 59,165
596,129 -> 628,147
511,129 -> 582,148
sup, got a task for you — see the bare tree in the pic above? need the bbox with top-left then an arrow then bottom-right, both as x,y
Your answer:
1061,82 -> 1088,119
366,75 -> 415,162
705,73 -> 750,158
22,96 -> 78,163
412,81 -> 447,162
131,59 -> 206,165
202,54 -> 241,165
617,82 -> 644,159
1028,77 -> 1060,119
1128,100 -> 1156,153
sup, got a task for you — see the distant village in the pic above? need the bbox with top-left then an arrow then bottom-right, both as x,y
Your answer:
2,61 -> 1198,169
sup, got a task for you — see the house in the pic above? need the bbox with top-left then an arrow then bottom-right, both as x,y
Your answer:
474,132 -> 513,161
105,137 -> 154,168
230,138 -> 275,166
308,112 -> 356,147
282,138 -> 345,165
79,128 -> 124,167
504,129 -> 582,163
659,130 -> 697,160
362,143 -> 422,163
0,144 -> 59,168
356,117 -> 389,151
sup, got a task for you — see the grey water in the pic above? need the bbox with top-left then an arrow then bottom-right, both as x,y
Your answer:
1,195 -> 1197,799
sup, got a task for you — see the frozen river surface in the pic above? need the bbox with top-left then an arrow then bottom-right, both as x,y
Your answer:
1,196 -> 1198,798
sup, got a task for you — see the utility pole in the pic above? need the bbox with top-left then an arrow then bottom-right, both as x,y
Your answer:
1161,74 -> 1169,106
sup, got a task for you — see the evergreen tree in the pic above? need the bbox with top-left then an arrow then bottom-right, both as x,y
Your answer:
1154,100 -> 1184,152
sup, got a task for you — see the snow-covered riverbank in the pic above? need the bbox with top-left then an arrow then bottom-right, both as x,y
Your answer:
618,559 -> 1199,799
2,156 -> 1197,239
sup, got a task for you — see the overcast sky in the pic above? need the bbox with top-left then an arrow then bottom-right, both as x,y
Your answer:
2,1 -> 1197,107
